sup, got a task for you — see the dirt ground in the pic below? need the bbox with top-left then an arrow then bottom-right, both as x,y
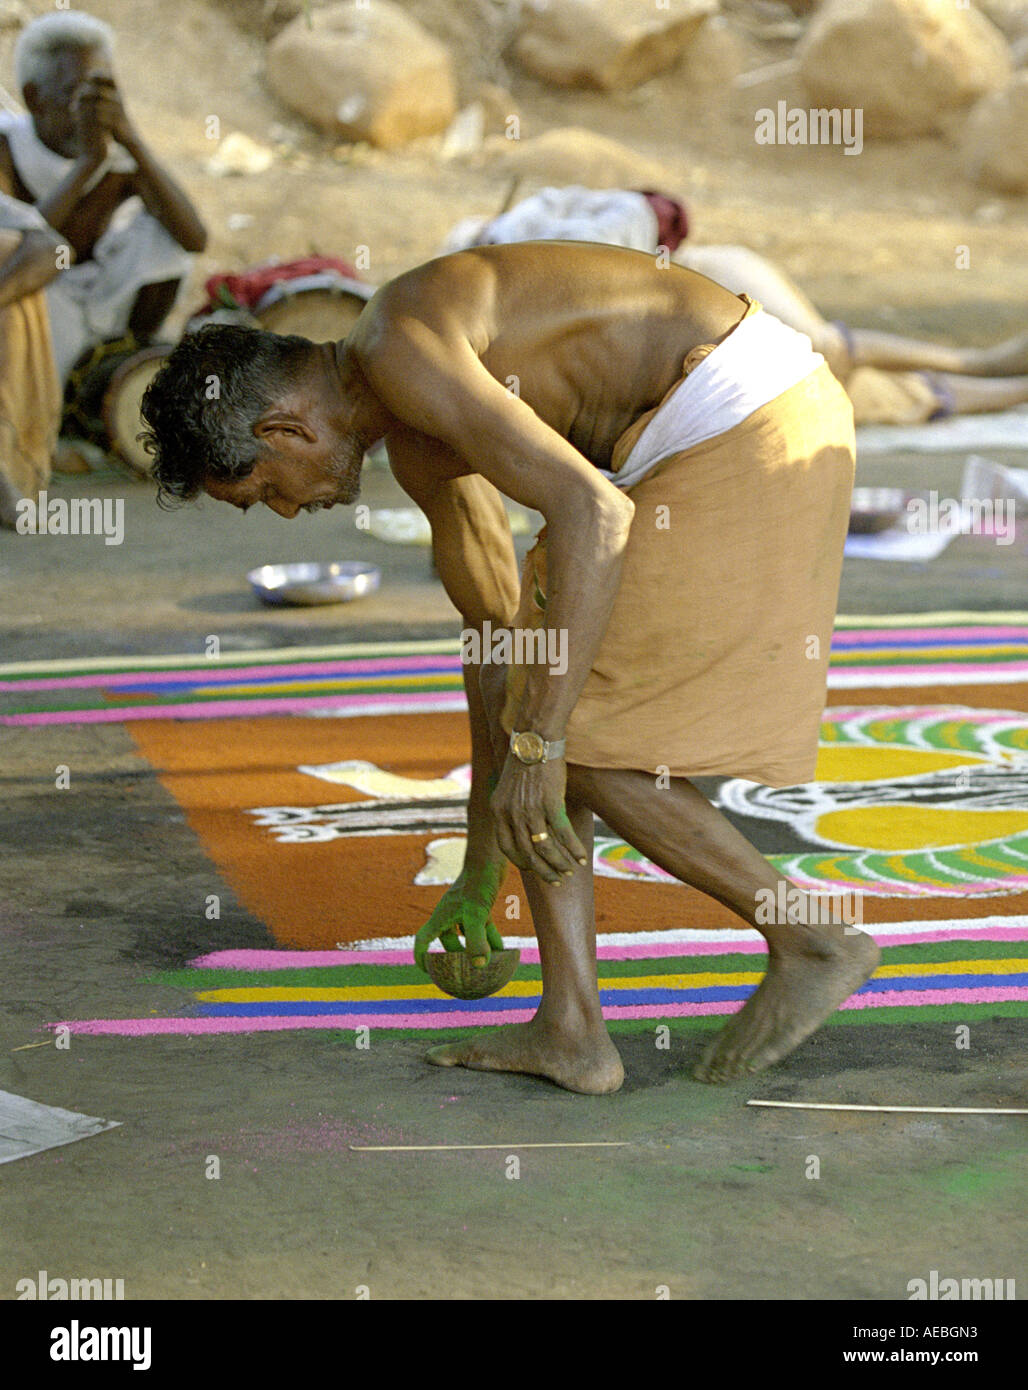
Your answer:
0,0 -> 1026,1312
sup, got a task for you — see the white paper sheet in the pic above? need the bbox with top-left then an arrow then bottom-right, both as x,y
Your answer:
856,407 -> 1028,456
0,1089 -> 121,1165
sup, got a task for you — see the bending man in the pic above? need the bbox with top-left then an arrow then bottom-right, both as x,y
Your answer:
140,241 -> 880,1094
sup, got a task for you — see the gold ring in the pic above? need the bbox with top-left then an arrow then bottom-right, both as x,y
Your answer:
530,832 -> 550,843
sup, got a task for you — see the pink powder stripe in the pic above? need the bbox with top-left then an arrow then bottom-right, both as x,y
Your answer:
193,926 -> 1028,971
833,627 -> 1028,645
840,986 -> 1028,1010
53,986 -> 1028,1035
0,691 -> 466,725
821,706 -> 1006,723
0,653 -> 459,694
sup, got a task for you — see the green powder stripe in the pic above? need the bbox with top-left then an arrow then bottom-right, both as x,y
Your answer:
144,941 -> 1028,992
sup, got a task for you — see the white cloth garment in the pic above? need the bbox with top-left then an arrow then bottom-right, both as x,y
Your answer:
0,113 -> 192,383
442,186 -> 659,255
600,309 -> 826,491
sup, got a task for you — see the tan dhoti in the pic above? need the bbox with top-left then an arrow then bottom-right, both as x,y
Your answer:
503,352 -> 855,788
0,231 -> 62,526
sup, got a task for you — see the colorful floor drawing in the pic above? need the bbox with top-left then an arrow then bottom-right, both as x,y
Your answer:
3,613 -> 1028,725
54,918 -> 1028,1037
9,616 -> 1025,1037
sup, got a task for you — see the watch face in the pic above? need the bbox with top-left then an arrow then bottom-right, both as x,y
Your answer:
512,731 -> 546,763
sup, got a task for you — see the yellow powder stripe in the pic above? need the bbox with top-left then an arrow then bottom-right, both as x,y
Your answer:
194,959 -> 1028,1004
199,674 -> 456,698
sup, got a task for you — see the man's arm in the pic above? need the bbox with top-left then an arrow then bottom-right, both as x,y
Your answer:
79,77 -> 207,253
0,219 -> 63,310
356,290 -> 635,882
387,427 -> 522,965
388,427 -> 521,852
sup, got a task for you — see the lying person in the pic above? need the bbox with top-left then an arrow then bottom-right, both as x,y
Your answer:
0,9 -> 206,527
139,240 -> 881,1094
445,186 -> 1028,426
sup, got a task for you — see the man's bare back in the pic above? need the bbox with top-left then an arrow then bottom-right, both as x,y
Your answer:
351,241 -> 749,471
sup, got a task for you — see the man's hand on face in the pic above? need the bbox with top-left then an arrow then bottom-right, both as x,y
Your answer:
490,754 -> 588,886
71,80 -> 109,164
73,77 -> 135,156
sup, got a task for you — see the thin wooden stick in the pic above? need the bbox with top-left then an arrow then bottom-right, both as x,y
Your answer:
350,1141 -> 631,1152
748,1100 -> 1028,1116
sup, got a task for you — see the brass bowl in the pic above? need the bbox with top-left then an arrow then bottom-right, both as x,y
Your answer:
424,948 -> 521,1001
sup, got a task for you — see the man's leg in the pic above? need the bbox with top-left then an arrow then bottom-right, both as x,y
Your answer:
426,659 -> 623,1093
567,767 -> 879,1082
426,795 -> 625,1094
918,371 -> 1028,416
846,327 -> 1028,379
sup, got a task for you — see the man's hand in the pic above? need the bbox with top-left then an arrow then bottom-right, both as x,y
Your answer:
71,79 -> 110,164
490,755 -> 588,885
74,77 -> 136,154
414,859 -> 506,972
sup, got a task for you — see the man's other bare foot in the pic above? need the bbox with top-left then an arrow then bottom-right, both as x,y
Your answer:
426,1013 -> 625,1094
694,930 -> 880,1083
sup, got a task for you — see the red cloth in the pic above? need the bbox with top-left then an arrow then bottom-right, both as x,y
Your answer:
637,191 -> 689,252
202,256 -> 360,313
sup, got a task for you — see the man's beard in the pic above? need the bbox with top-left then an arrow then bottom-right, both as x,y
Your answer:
307,439 -> 365,510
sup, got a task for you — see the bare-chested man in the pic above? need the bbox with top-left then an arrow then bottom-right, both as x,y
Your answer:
140,241 -> 881,1094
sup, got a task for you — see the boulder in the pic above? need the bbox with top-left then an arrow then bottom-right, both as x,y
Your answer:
511,0 -> 715,92
266,1 -> 458,149
971,0 -> 1028,43
478,126 -> 675,190
963,70 -> 1028,191
797,0 -> 1012,137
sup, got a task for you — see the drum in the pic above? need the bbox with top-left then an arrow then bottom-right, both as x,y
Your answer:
253,273 -> 374,342
102,344 -> 172,476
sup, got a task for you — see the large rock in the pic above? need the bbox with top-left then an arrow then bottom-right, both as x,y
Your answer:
797,0 -> 1012,137
478,127 -> 675,190
266,2 -> 458,149
963,71 -> 1028,191
512,0 -> 715,92
972,0 -> 1028,43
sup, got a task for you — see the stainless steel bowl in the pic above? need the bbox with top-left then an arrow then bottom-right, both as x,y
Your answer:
247,561 -> 382,606
848,487 -> 911,534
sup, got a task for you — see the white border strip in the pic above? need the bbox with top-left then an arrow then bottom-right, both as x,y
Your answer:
340,917 -> 1028,953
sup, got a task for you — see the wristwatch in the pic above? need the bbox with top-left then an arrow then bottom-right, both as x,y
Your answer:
509,730 -> 567,765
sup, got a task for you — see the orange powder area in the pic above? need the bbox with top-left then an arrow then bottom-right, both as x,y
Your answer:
129,710 -> 1028,951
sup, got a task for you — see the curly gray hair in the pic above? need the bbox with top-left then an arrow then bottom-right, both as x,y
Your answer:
14,11 -> 115,92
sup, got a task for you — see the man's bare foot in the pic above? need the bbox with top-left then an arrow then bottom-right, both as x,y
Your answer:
694,930 -> 880,1083
426,1013 -> 625,1094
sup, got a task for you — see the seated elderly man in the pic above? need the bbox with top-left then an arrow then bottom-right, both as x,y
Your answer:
140,240 -> 881,1094
0,9 -> 206,527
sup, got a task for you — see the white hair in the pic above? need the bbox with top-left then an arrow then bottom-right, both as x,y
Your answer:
14,11 -> 115,92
